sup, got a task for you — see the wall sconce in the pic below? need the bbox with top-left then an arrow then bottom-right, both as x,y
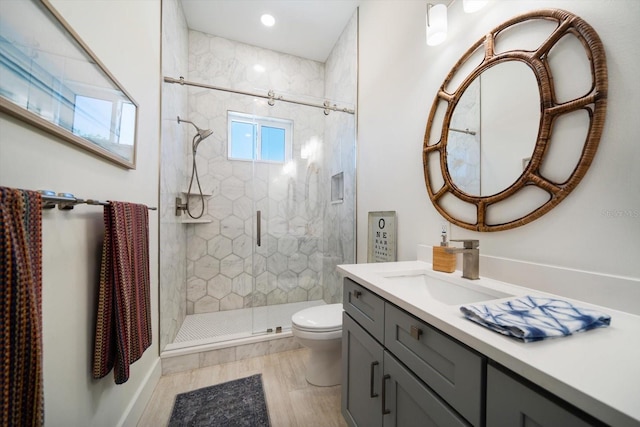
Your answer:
463,0 -> 488,13
426,3 -> 448,46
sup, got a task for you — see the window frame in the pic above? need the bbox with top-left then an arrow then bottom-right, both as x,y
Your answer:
227,111 -> 293,163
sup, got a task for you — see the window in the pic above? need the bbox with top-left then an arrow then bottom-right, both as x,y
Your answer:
118,102 -> 136,146
72,96 -> 135,147
73,95 -> 112,144
228,111 -> 292,163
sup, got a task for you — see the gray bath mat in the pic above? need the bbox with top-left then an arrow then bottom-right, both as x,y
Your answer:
168,374 -> 270,426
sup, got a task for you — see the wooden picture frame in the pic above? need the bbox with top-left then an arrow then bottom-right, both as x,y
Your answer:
0,0 -> 139,169
423,9 -> 607,231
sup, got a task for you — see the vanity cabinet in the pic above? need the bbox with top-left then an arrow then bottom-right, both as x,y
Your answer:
342,278 -> 477,427
342,277 -> 605,427
342,313 -> 470,427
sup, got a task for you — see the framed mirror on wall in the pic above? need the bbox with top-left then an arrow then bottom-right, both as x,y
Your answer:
0,0 -> 139,169
423,9 -> 608,231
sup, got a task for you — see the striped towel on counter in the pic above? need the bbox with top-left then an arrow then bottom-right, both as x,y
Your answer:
460,295 -> 611,342
0,187 -> 44,426
93,201 -> 151,384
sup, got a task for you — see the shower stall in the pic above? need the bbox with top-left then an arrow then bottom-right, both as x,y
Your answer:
159,1 -> 357,353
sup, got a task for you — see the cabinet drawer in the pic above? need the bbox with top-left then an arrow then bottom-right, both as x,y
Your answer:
384,303 -> 484,427
487,364 -> 601,427
344,278 -> 385,342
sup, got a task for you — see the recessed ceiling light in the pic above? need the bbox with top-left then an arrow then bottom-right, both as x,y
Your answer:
261,14 -> 275,27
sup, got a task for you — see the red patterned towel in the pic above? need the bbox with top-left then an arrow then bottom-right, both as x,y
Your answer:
93,201 -> 151,384
0,187 -> 44,427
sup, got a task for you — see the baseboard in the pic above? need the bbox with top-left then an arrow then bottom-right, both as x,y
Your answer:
118,358 -> 162,427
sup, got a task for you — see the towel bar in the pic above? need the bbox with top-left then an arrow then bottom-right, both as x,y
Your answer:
38,190 -> 157,211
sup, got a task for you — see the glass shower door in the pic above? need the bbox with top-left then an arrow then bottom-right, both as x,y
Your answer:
247,92 -> 356,336
246,96 -> 325,336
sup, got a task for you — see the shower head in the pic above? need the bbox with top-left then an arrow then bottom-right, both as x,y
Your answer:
177,116 -> 213,142
199,128 -> 214,140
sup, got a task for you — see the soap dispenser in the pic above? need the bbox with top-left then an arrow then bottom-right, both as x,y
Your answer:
432,227 -> 456,273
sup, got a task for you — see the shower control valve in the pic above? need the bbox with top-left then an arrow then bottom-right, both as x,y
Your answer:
175,196 -> 187,216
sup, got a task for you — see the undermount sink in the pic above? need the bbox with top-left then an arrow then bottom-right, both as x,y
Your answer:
380,271 -> 512,305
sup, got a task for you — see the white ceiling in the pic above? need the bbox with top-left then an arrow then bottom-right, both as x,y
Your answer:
180,0 -> 360,63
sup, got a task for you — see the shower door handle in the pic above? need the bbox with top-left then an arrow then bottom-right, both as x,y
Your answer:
256,210 -> 261,247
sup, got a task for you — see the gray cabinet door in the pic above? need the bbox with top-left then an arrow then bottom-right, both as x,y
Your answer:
382,352 -> 470,427
486,364 -> 598,427
342,313 -> 384,427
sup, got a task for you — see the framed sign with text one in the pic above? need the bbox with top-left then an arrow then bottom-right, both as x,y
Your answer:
367,211 -> 397,263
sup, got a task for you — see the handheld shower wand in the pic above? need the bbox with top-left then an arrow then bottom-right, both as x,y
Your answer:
177,116 -> 214,219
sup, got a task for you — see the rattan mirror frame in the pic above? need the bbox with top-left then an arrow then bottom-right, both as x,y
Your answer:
423,9 -> 608,232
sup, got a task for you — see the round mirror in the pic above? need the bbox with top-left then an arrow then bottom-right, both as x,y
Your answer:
423,9 -> 607,231
447,61 -> 540,196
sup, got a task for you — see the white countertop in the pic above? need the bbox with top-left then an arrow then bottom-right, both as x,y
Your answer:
338,260 -> 640,427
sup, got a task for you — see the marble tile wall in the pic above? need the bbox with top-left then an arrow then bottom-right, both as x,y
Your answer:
160,0 -> 189,350
322,12 -> 358,304
185,31 -> 331,316
160,11 -> 357,335
448,78 -> 480,195
187,20 -> 356,313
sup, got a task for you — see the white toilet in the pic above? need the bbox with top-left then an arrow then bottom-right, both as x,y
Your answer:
291,303 -> 343,387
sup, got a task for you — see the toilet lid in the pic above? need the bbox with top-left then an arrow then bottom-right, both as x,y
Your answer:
292,303 -> 343,332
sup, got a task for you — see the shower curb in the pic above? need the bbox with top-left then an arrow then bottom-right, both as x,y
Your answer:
160,333 -> 301,375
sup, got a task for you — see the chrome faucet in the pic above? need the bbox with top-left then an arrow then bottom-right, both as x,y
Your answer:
445,239 -> 480,280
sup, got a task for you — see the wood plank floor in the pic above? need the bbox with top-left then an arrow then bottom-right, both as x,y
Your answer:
138,348 -> 348,427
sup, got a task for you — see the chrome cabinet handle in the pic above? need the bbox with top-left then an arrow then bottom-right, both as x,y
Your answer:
381,374 -> 391,415
256,210 -> 261,247
370,361 -> 379,398
410,325 -> 423,340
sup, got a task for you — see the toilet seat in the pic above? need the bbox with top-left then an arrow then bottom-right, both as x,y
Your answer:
291,303 -> 343,333
291,326 -> 342,341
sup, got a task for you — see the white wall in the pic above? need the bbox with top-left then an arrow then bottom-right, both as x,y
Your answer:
358,1 -> 639,300
0,0 -> 161,425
